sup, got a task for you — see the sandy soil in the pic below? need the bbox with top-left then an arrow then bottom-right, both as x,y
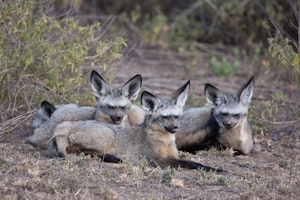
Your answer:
1,49 -> 299,199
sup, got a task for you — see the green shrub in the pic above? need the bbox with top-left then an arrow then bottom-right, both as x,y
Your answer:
112,1 -> 293,48
268,36 -> 300,83
0,1 -> 126,122
210,56 -> 240,76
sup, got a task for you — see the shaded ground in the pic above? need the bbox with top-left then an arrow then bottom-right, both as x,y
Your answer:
1,48 -> 300,199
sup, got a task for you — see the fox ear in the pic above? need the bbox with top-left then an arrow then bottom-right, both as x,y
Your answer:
121,74 -> 142,101
238,76 -> 254,106
141,91 -> 160,113
32,101 -> 56,128
90,70 -> 110,98
41,101 -> 56,118
173,80 -> 190,108
204,84 -> 225,106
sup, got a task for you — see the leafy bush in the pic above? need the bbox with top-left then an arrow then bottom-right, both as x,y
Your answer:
0,1 -> 126,124
268,36 -> 300,82
107,1 -> 295,48
266,1 -> 299,85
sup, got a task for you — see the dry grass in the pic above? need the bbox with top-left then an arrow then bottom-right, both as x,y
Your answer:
1,138 -> 300,199
1,49 -> 300,199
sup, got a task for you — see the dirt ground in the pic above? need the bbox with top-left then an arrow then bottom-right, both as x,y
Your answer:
1,49 -> 300,199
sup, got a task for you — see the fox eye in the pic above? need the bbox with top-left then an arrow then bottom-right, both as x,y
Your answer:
162,116 -> 169,119
221,112 -> 229,117
173,115 -> 179,119
108,105 -> 114,109
233,114 -> 240,118
119,106 -> 126,110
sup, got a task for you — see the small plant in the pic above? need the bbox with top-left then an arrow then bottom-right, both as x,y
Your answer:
249,106 -> 265,135
272,90 -> 284,101
268,36 -> 300,83
119,160 -> 148,181
210,56 -> 240,76
260,90 -> 285,121
161,166 -> 178,183
196,170 -> 231,186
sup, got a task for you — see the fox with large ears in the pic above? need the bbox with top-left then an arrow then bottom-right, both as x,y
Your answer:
90,70 -> 144,126
25,70 -> 145,149
176,77 -> 254,155
52,81 -> 223,172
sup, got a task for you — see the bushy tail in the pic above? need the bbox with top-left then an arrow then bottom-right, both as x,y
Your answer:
66,144 -> 122,163
156,158 -> 224,173
47,138 -> 122,163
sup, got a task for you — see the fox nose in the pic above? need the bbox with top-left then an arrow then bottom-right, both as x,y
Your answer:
225,122 -> 231,126
168,125 -> 179,134
116,116 -> 122,121
112,116 -> 123,124
224,122 -> 234,129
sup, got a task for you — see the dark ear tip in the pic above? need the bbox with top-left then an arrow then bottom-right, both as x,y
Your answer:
244,76 -> 254,88
128,74 -> 142,86
91,70 -> 98,77
185,80 -> 191,87
140,91 -> 156,103
141,91 -> 153,97
90,70 -> 105,83
91,70 -> 101,76
135,74 -> 142,85
204,83 -> 214,91
135,74 -> 142,80
41,100 -> 51,107
90,70 -> 97,80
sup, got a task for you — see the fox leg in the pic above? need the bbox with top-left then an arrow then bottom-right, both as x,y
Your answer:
54,135 -> 70,157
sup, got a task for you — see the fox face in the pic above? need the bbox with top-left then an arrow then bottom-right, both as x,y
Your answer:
141,81 -> 190,134
205,77 -> 254,130
90,70 -> 142,125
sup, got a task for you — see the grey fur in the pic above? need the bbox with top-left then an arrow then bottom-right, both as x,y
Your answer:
176,77 -> 254,154
52,81 -> 222,172
26,71 -> 145,149
31,101 -> 58,128
90,70 -> 144,125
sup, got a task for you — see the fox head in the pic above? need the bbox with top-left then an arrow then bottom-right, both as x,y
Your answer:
32,101 -> 56,128
205,77 -> 254,129
141,81 -> 190,134
90,70 -> 142,124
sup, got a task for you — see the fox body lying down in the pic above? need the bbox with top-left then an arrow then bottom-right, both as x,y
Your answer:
52,81 -> 222,172
26,70 -> 144,149
26,103 -> 97,149
176,77 -> 254,155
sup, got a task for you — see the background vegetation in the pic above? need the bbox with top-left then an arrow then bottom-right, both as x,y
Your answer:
0,1 -> 299,199
0,0 -> 299,132
0,1 -> 126,132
